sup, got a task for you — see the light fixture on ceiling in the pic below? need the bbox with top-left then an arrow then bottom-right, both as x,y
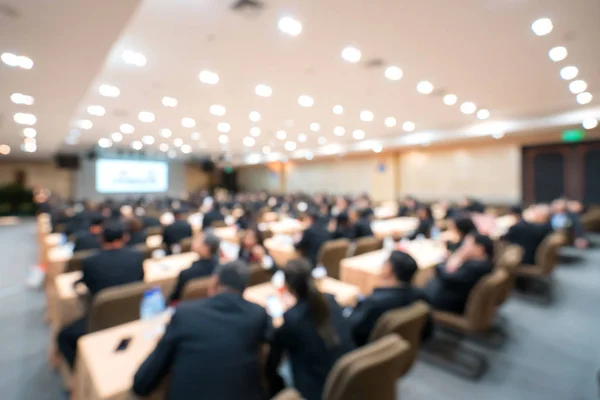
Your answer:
138,111 -> 155,122
219,135 -> 229,144
167,149 -> 177,159
402,121 -> 416,132
217,122 -> 231,133
352,129 -> 365,140
122,50 -> 147,67
191,132 -> 201,140
0,145 -> 10,155
22,142 -> 37,153
560,66 -> 578,80
159,143 -> 169,152
198,70 -> 219,85
492,131 -> 505,139
284,141 -> 297,151
305,152 -> 314,160
142,135 -> 155,145
476,109 -> 490,120
23,128 -> 36,138
14,112 -> 37,125
120,123 -> 134,134
372,143 -> 383,153
531,18 -> 553,36
333,105 -> 344,115
243,137 -> 256,147
278,16 -> 302,36
443,94 -> 457,105
98,138 -> 112,148
576,92 -> 593,105
276,130 -> 287,140
87,105 -> 106,116
174,138 -> 184,147
582,118 -> 598,130
10,93 -> 34,105
210,104 -> 226,116
416,81 -> 434,94
181,144 -> 192,154
181,117 -> 196,128
297,133 -> 307,142
249,111 -> 261,122
262,146 -> 271,154
569,80 -> 587,94
384,117 -> 396,127
318,136 -> 327,145
384,66 -> 403,81
333,126 -> 345,136
250,127 -> 261,137
111,132 -> 123,142
298,95 -> 314,107
99,84 -> 120,97
78,120 -> 93,130
160,128 -> 172,138
131,141 -> 143,150
360,110 -> 374,122
341,46 -> 362,63
1,52 -> 33,69
548,46 -> 567,62
460,102 -> 477,114
310,123 -> 320,132
255,84 -> 273,97
24,137 -> 36,145
162,97 -> 178,107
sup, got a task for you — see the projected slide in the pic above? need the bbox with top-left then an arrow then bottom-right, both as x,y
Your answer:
96,159 -> 168,193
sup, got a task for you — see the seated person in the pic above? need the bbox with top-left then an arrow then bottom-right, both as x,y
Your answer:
295,210 -> 331,268
424,233 -> 494,314
141,214 -> 161,228
134,261 -> 271,400
397,195 -> 420,217
162,209 -> 193,253
329,213 -> 351,240
126,217 -> 147,246
458,196 -> 486,214
348,251 -> 430,346
266,259 -> 355,400
407,206 -> 434,240
551,198 -> 588,248
236,208 -> 255,231
169,233 -> 221,303
238,228 -> 273,269
445,214 -> 477,252
72,215 -> 104,252
501,206 -> 551,265
57,223 -> 145,368
348,207 -> 374,239
202,202 -> 226,230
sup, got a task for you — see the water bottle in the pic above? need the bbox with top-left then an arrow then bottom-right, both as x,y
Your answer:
431,226 -> 441,241
140,288 -> 166,338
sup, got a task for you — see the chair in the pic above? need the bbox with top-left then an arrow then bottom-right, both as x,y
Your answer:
64,249 -> 97,273
353,236 -> 382,256
87,281 -> 155,333
494,244 -> 524,306
581,208 -> 600,232
249,265 -> 272,287
317,239 -> 350,279
212,220 -> 228,228
181,277 -> 212,301
179,237 -> 193,253
134,243 -> 154,260
146,226 -> 163,236
369,301 -> 430,377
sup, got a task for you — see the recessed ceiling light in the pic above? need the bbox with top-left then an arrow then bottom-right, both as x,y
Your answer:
460,102 -> 477,114
0,145 -> 10,155
181,144 -> 192,154
305,152 -> 314,160
278,16 -> 302,36
168,149 -> 177,159
24,137 -> 36,145
333,126 -> 346,136
249,111 -> 261,122
569,80 -> 587,94
353,129 -> 365,140
250,127 -> 261,137
99,84 -> 120,97
560,66 -> 578,80
198,70 -> 219,85
182,117 -> 196,128
243,137 -> 256,147
138,111 -> 155,122
417,81 -> 434,94
492,132 -> 504,139
142,135 -> 155,145
23,128 -> 36,138
65,136 -> 78,145
297,133 -> 307,142
310,123 -> 320,132
111,132 -> 123,142
159,143 -> 169,152
318,137 -> 327,145
402,121 -> 416,132
582,118 -> 598,130
162,97 -> 177,107
360,110 -> 374,122
284,141 -> 297,151
219,135 -> 229,144
122,50 -> 147,67
22,142 -> 37,152
174,138 -> 184,147
14,113 -> 37,125
276,130 -> 287,140
372,144 -> 383,153
10,93 -> 34,105
255,84 -> 273,97
443,94 -> 457,105
210,104 -> 226,116
384,66 -> 403,81
217,122 -> 231,133
531,18 -> 553,36
576,92 -> 593,105
341,46 -> 362,63
131,141 -> 143,150
120,123 -> 134,134
476,109 -> 490,120
98,138 -> 112,148
87,105 -> 106,116
160,128 -> 172,138
1,52 -> 33,69
298,95 -> 314,107
78,120 -> 93,130
191,132 -> 201,140
384,117 -> 396,127
333,105 -> 344,115
262,146 -> 271,154
548,46 -> 568,62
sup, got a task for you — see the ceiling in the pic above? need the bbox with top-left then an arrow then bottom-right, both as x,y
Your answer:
1,0 -> 600,163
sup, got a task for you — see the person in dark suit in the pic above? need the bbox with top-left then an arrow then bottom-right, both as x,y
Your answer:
397,196 -> 420,217
133,261 -> 271,400
407,206 -> 435,240
72,215 -> 104,252
295,211 -> 331,268
56,223 -> 145,368
424,233 -> 494,314
168,233 -> 221,303
162,209 -> 193,253
202,202 -> 226,231
266,259 -> 355,400
348,251 -> 430,346
445,214 -> 477,253
329,212 -> 352,240
458,197 -> 486,214
141,214 -> 161,228
238,228 -> 273,267
126,217 -> 147,246
501,206 -> 550,265
347,207 -> 374,240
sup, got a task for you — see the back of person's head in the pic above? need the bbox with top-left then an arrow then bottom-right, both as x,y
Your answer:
126,217 -> 144,233
336,212 -> 349,227
202,233 -> 221,257
214,260 -> 250,293
468,232 -> 494,260
306,209 -> 320,224
90,216 -> 104,228
509,205 -> 523,218
283,259 -> 339,347
348,206 -> 360,222
417,206 -> 433,220
453,214 -> 477,237
102,222 -> 126,246
173,208 -> 185,219
386,250 -> 418,283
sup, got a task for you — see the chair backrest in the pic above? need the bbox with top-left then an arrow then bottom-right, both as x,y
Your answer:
323,334 -> 410,400
317,239 -> 350,279
145,226 -> 163,236
463,268 -> 509,332
65,249 -> 97,273
248,265 -> 271,287
88,281 -> 155,333
369,301 -> 430,377
353,236 -> 382,257
181,277 -> 213,301
179,237 -> 193,253
581,208 -> 600,232
494,244 -> 524,306
535,232 -> 564,275
211,220 -> 228,228
134,244 -> 154,260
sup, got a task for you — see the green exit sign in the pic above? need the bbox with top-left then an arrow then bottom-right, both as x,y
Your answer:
562,129 -> 585,142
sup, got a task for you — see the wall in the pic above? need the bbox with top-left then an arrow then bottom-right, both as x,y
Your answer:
0,161 -> 74,198
237,162 -> 284,193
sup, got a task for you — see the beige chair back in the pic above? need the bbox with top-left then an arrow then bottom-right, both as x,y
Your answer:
146,226 -> 163,236
249,265 -> 271,287
181,277 -> 213,301
88,281 -> 155,333
463,269 -> 509,332
211,220 -> 228,228
179,237 -> 193,253
369,301 -> 430,377
581,208 -> 600,232
323,334 -> 410,400
535,233 -> 564,275
353,237 -> 382,256
134,244 -> 154,260
494,245 -> 524,306
65,249 -> 97,273
317,239 -> 350,279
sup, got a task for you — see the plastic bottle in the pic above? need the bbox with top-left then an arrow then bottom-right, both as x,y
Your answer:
431,226 -> 441,241
140,288 -> 166,338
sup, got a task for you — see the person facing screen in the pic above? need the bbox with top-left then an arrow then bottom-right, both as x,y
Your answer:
162,209 -> 193,254
445,214 -> 477,253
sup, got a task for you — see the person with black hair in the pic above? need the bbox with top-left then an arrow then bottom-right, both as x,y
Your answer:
201,201 -> 226,231
348,251 -> 430,346
397,195 -> 420,217
126,217 -> 147,246
162,209 -> 193,253
425,233 -> 494,314
266,259 -> 354,400
501,205 -> 551,265
72,215 -> 104,252
446,214 -> 478,252
347,206 -> 374,239
407,206 -> 435,240
295,210 -> 331,268
134,261 -> 271,400
330,212 -> 352,239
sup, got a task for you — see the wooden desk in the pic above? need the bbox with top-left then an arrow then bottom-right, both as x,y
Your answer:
373,206 -> 397,220
370,217 -> 419,239
263,237 -> 299,267
340,239 -> 447,294
212,226 -> 240,244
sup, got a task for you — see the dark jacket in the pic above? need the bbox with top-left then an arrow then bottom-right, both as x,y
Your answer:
202,210 -> 225,231
349,218 -> 373,240
169,258 -> 218,302
162,220 -> 193,251
133,293 -> 271,400
128,230 -> 148,247
501,219 -> 551,265
266,295 -> 355,400
407,218 -> 434,241
73,232 -> 102,253
142,216 -> 161,228
81,247 -> 145,298
295,223 -> 331,267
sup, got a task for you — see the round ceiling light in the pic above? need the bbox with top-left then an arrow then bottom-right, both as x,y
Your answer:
210,104 -> 226,116
476,109 -> 490,120
298,95 -> 314,107
443,94 -> 457,105
111,132 -> 123,142
243,137 -> 256,147
278,16 -> 302,36
384,66 -> 403,81
87,106 -> 106,117
284,141 -> 297,151
352,129 -> 365,140
23,128 -> 37,138
417,81 -> 434,94
569,80 -> 587,94
548,46 -> 568,62
402,121 -> 415,132
162,97 -> 177,107
333,105 -> 344,115
160,128 -> 172,138
219,135 -> 229,144
174,138 -> 183,147
99,84 -> 120,98
560,66 -> 578,80
276,130 -> 287,140
318,137 -> 327,145
138,111 -> 155,122
249,111 -> 261,122
310,123 -> 320,132
384,117 -> 396,127
250,127 -> 261,137
14,113 -> 37,125
333,126 -> 346,136
255,84 -> 273,97
98,138 -> 112,148
576,92 -> 593,105
531,18 -> 553,36
460,102 -> 477,114
198,70 -> 219,84
582,118 -> 598,130
360,110 -> 374,122
217,122 -> 231,133
181,118 -> 196,128
119,123 -> 134,134
341,46 -> 362,63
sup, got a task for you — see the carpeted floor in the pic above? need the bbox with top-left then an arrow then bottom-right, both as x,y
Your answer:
1,220 -> 598,400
